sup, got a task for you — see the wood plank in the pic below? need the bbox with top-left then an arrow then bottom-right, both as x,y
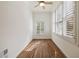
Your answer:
17,39 -> 66,58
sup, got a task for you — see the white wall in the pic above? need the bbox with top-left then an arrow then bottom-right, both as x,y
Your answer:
0,2 -> 8,55
52,2 -> 79,58
0,2 -> 33,58
52,34 -> 79,58
32,12 -> 52,39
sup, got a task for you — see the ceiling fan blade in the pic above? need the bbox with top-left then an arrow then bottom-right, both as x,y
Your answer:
45,2 -> 53,4
35,4 -> 39,7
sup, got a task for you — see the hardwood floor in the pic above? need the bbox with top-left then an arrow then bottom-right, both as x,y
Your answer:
17,39 -> 66,58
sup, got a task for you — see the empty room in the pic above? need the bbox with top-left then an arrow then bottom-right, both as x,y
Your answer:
0,1 -> 79,58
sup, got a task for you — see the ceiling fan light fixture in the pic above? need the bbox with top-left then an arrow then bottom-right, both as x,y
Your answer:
40,2 -> 45,7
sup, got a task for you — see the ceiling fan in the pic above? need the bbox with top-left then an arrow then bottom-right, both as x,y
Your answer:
35,1 -> 53,9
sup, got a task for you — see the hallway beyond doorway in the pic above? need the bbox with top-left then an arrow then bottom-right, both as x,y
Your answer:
17,39 -> 66,58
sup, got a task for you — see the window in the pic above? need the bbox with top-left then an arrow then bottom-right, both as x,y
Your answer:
52,1 -> 77,45
36,22 -> 44,34
63,1 -> 76,38
55,4 -> 63,35
52,12 -> 56,33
